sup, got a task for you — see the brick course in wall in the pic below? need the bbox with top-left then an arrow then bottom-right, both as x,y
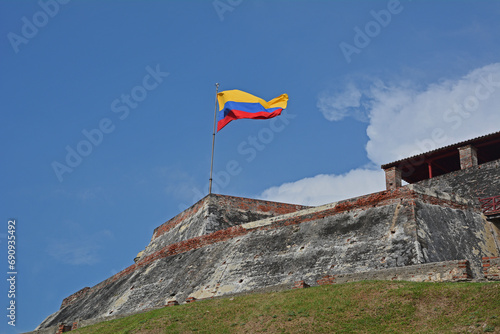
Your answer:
55,324 -> 72,334
60,287 -> 90,309
292,280 -> 310,289
166,300 -> 179,306
213,194 -> 309,216
482,257 -> 500,280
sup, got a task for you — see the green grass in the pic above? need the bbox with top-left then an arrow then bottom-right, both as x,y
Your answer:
72,281 -> 500,333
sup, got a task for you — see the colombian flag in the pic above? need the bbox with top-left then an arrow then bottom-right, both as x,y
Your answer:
217,90 -> 288,132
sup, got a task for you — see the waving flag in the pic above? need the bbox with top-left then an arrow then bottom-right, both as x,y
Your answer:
217,90 -> 288,131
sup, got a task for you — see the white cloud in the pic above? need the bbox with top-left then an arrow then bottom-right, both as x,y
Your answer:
260,63 -> 500,206
317,83 -> 366,121
259,168 -> 385,206
365,63 -> 500,165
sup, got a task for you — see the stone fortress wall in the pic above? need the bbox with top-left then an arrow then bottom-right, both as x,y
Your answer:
30,133 -> 500,334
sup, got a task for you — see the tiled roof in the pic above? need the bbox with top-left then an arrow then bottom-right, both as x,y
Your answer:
381,130 -> 500,169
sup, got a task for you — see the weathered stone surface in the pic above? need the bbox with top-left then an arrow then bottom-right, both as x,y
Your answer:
414,200 -> 496,277
417,159 -> 500,201
34,185 -> 499,331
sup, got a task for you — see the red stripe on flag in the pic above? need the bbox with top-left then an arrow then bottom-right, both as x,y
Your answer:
217,109 -> 283,132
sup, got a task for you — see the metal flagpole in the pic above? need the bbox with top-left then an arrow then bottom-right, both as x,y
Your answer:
209,83 -> 220,194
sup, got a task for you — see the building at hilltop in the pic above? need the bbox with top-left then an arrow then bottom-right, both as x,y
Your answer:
31,132 -> 500,334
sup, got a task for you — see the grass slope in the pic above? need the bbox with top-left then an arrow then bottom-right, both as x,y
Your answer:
72,281 -> 500,333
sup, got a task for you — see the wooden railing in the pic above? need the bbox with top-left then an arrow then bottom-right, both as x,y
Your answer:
479,195 -> 500,215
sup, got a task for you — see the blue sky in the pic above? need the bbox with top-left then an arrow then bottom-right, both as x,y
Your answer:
1,0 -> 500,332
